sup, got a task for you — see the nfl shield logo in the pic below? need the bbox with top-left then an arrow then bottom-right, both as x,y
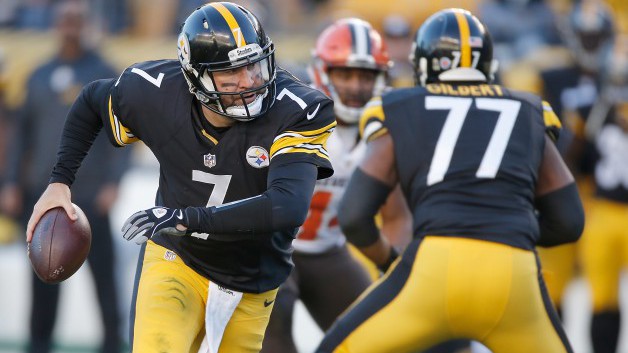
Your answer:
203,153 -> 216,168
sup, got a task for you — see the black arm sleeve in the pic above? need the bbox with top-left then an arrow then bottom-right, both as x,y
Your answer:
535,183 -> 585,247
49,79 -> 115,186
338,168 -> 392,247
183,162 -> 317,236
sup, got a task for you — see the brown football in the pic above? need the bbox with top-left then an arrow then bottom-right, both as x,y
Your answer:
28,205 -> 91,284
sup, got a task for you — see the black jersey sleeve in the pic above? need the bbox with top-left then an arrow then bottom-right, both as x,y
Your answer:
106,60 -> 190,148
268,72 -> 336,179
183,161 -> 317,237
49,78 -> 116,186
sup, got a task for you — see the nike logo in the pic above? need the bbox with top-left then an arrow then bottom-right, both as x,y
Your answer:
306,103 -> 321,120
264,299 -> 275,307
176,210 -> 184,220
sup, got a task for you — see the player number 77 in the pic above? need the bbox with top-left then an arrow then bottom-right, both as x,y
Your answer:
426,96 -> 521,186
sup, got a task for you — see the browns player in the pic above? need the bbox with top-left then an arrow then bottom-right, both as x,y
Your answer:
25,2 -> 336,353
260,18 -> 412,353
317,8 -> 583,353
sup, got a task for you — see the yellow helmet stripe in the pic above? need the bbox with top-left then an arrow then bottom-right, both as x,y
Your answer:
209,3 -> 247,47
454,11 -> 471,68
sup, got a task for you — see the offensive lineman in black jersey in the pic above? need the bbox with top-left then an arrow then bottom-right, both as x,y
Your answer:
317,8 -> 584,353
25,3 -> 336,353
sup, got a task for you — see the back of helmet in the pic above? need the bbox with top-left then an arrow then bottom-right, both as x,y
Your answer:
410,8 -> 497,86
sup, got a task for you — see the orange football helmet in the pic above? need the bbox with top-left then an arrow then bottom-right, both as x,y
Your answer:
309,18 -> 391,123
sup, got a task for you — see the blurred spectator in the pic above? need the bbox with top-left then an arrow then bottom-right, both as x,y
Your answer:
0,48 -> 20,245
128,0 -> 179,37
14,0 -> 56,30
0,1 -> 130,352
382,14 -> 414,88
177,0 -> 274,32
478,0 -> 562,69
0,0 -> 20,27
93,0 -> 129,34
0,48 -> 10,176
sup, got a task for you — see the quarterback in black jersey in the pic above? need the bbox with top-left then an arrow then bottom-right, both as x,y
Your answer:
25,3 -> 335,353
317,9 -> 584,353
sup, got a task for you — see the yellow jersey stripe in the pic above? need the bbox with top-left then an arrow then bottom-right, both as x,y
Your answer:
455,11 -> 471,68
363,121 -> 388,142
200,129 -> 219,145
367,128 -> 389,142
274,121 -> 337,140
108,96 -> 138,146
359,97 -> 385,137
542,101 -> 562,129
272,147 -> 331,161
271,133 -> 329,157
210,3 -> 246,47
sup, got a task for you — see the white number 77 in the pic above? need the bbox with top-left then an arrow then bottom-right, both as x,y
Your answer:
425,96 -> 521,186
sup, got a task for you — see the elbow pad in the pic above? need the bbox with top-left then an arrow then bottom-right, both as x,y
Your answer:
535,183 -> 585,247
338,169 -> 392,247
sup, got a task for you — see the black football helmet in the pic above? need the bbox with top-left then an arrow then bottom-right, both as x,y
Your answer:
177,2 -> 276,121
409,8 -> 497,86
561,1 -> 615,73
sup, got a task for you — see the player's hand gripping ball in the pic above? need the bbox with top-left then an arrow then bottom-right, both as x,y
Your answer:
28,204 -> 91,284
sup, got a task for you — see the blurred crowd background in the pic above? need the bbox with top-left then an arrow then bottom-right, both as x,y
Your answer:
0,0 -> 626,352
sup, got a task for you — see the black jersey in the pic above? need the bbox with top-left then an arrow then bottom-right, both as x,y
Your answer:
360,83 -> 561,250
541,66 -> 601,174
103,60 -> 335,292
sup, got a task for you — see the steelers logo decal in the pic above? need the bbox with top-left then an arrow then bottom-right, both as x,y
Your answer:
246,146 -> 270,168
177,33 -> 191,69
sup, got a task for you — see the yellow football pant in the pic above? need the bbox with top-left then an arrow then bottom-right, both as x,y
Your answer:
131,241 -> 277,353
319,236 -> 573,353
581,198 -> 628,312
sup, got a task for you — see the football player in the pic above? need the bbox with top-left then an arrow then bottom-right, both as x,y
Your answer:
24,2 -> 336,353
260,18 -> 412,353
316,8 -> 584,353
537,0 -> 615,322
579,36 -> 628,353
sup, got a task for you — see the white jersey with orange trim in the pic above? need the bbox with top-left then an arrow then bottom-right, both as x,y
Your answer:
292,124 -> 366,253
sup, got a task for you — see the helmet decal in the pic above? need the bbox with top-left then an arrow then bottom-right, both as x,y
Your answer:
177,33 -> 191,70
209,2 -> 247,47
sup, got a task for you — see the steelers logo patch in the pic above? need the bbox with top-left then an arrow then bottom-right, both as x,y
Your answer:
246,146 -> 270,168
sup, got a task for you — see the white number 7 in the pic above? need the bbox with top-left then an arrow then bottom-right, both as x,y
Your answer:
426,96 -> 521,186
131,67 -> 164,88
192,170 -> 232,206
190,170 -> 233,240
